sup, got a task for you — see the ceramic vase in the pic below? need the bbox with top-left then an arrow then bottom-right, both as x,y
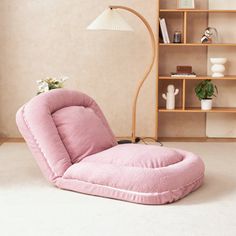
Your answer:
162,85 -> 179,110
210,58 -> 227,78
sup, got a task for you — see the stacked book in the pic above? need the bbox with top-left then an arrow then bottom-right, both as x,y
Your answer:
171,73 -> 197,78
171,66 -> 197,78
159,18 -> 170,44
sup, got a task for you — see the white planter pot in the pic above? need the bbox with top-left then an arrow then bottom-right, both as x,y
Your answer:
201,99 -> 212,110
210,57 -> 227,78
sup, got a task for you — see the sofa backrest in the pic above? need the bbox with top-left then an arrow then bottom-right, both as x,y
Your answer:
16,89 -> 117,183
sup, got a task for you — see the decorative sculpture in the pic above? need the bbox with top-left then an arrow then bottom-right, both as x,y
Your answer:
162,85 -> 179,110
201,27 -> 219,44
210,58 -> 227,78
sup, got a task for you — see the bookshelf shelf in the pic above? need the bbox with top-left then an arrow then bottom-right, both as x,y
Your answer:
160,9 -> 236,13
159,108 -> 236,113
159,76 -> 236,80
157,1 -> 236,141
159,43 -> 236,47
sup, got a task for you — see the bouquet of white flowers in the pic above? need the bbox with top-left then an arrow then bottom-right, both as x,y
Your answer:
36,76 -> 69,95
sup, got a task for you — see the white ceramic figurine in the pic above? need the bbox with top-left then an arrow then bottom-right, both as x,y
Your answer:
162,85 -> 179,110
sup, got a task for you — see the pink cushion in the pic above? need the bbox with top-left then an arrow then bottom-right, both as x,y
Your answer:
57,144 -> 204,204
52,106 -> 116,163
16,89 -> 204,205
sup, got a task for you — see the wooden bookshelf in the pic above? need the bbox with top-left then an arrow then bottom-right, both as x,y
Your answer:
157,0 -> 236,141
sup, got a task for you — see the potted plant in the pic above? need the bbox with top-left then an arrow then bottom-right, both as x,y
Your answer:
195,79 -> 218,110
36,76 -> 69,95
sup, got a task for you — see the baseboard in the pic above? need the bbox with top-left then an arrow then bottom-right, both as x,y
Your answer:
0,137 -> 25,143
1,136 -> 236,144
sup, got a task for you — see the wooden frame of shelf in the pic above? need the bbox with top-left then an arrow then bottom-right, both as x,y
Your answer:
159,76 -> 236,113
157,2 -> 236,141
159,108 -> 236,113
159,76 -> 236,80
159,43 -> 236,46
159,8 -> 236,46
158,137 -> 236,142
160,9 -> 236,13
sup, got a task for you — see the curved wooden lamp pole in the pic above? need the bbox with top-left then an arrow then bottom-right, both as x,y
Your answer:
110,6 -> 157,143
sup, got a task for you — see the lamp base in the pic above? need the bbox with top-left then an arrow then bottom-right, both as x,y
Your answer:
118,137 -> 163,146
118,137 -> 141,144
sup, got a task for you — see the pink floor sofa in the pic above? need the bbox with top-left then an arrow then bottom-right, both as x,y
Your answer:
16,89 -> 205,205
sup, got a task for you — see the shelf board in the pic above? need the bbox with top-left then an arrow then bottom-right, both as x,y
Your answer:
159,76 -> 236,80
159,43 -> 236,47
159,108 -> 236,113
160,9 -> 236,13
158,137 -> 236,142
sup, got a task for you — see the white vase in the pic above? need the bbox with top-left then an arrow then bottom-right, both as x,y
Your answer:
210,58 -> 227,78
201,99 -> 212,110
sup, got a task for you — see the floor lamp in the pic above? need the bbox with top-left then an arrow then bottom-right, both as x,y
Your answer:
87,6 -> 157,143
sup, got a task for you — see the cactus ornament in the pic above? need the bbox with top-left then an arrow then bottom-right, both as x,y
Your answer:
162,85 -> 179,110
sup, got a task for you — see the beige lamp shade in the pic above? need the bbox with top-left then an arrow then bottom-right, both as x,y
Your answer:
87,8 -> 133,31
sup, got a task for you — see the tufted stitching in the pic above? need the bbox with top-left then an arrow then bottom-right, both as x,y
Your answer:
22,105 -> 58,179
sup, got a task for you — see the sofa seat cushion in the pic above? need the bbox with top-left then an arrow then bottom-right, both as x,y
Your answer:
56,144 -> 205,205
52,106 -> 117,163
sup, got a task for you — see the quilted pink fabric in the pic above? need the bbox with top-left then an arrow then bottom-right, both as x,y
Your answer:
16,89 -> 205,204
52,106 -> 116,163
59,144 -> 204,204
16,89 -> 117,182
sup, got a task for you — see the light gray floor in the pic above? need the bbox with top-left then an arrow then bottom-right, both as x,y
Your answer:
0,142 -> 236,236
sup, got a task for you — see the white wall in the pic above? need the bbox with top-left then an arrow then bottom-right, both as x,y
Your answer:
1,0 -> 236,139
0,0 -> 157,138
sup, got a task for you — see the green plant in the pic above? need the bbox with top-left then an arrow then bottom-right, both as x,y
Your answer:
195,79 -> 218,100
36,77 -> 68,95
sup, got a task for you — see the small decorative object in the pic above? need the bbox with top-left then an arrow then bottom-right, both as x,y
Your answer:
171,65 -> 196,77
210,58 -> 227,78
177,66 -> 192,74
195,80 -> 218,110
36,76 -> 69,95
162,85 -> 179,110
173,31 -> 182,43
201,27 -> 219,44
177,0 -> 195,9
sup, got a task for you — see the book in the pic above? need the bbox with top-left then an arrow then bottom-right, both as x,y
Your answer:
162,18 -> 170,43
171,72 -> 197,78
159,18 -> 170,44
177,66 -> 192,74
160,18 -> 167,43
159,18 -> 167,43
159,25 -> 164,43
